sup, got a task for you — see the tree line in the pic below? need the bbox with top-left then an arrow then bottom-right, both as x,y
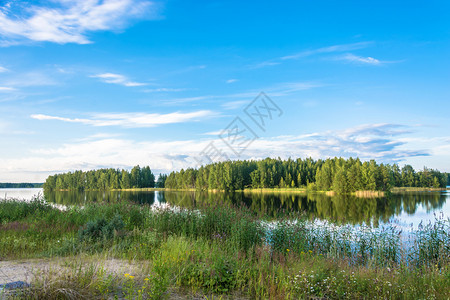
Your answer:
165,157 -> 448,193
0,183 -> 43,188
44,166 -> 157,191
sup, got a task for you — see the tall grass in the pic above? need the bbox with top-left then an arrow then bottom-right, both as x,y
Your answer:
409,213 -> 450,268
0,197 -> 51,223
1,197 -> 449,298
266,216 -> 449,269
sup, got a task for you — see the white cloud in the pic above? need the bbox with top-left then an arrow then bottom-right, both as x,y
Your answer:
0,123 -> 435,182
337,53 -> 382,65
281,42 -> 373,60
248,61 -> 280,69
90,73 -> 147,87
163,95 -> 214,105
226,79 -> 238,84
249,42 -> 374,69
0,66 -> 8,72
0,86 -> 15,91
267,82 -> 322,96
202,130 -> 224,136
0,0 -> 157,45
0,138 -> 202,181
221,100 -> 248,110
165,81 -> 320,105
166,65 -> 207,76
5,71 -> 57,87
31,110 -> 216,128
142,87 -> 189,93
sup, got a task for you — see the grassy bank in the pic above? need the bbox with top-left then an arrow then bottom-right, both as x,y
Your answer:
242,187 -> 307,194
112,188 -> 166,192
391,187 -> 448,192
51,187 -> 166,192
1,198 -> 449,299
49,186 -> 448,194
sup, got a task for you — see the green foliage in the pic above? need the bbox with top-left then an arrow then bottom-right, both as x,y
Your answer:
43,165 -> 156,191
77,214 -> 125,242
156,173 -> 168,188
166,157 -> 320,191
147,204 -> 262,253
0,182 -> 43,188
0,197 -> 51,224
1,199 -> 449,299
165,157 -> 447,193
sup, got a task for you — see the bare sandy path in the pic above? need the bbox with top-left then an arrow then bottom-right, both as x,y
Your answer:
0,257 -> 140,296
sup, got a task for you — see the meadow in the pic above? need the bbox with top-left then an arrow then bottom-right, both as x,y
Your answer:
0,196 -> 449,299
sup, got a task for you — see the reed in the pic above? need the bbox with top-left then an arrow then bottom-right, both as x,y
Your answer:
1,197 -> 449,299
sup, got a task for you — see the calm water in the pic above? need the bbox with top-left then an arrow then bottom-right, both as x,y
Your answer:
2,188 -> 449,229
0,188 -> 44,200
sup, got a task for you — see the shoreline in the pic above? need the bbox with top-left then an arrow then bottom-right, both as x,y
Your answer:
42,186 -> 449,195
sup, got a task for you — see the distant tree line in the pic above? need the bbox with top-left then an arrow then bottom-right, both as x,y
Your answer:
44,166 -> 156,191
0,183 -> 43,188
165,157 -> 448,193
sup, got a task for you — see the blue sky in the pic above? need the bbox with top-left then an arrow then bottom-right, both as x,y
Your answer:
0,0 -> 449,182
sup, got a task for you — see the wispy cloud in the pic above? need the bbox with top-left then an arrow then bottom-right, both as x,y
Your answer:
203,123 -> 427,164
31,110 -> 216,128
0,66 -> 8,72
165,81 -> 321,106
249,42 -> 374,70
165,65 -> 206,76
90,73 -> 147,87
281,42 -> 373,60
0,86 -> 15,92
0,0 -> 158,45
335,53 -> 382,65
226,79 -> 238,84
201,123 -> 427,164
248,61 -> 280,69
201,130 -> 224,136
142,87 -> 189,93
1,123 -> 432,181
266,82 -> 322,96
4,71 -> 57,87
221,100 -> 248,110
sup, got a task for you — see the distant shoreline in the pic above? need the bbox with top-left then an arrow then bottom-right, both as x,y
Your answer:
40,186 -> 449,194
0,183 -> 43,188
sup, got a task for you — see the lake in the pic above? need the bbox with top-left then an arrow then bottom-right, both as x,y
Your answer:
2,187 -> 449,230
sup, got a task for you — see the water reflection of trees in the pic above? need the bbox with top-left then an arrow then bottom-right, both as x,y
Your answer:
163,191 -> 446,226
44,190 -> 157,206
45,190 -> 446,227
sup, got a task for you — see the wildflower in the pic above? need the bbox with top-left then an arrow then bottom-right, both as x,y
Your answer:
309,250 -> 312,253
129,275 -> 135,279
124,273 -> 130,277
286,249 -> 290,252
301,251 -> 305,255
144,278 -> 150,281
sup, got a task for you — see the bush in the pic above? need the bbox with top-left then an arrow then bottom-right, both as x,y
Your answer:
78,214 -> 125,242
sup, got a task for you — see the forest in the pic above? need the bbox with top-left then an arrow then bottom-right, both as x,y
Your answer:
42,158 -> 448,193
0,183 -> 43,188
165,157 -> 448,193
43,165 -> 157,191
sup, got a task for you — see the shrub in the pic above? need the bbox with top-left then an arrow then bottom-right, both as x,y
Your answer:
78,214 -> 125,242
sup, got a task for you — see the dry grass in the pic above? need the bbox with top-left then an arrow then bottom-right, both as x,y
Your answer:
242,188 -> 307,194
354,190 -> 385,197
391,187 -> 447,192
